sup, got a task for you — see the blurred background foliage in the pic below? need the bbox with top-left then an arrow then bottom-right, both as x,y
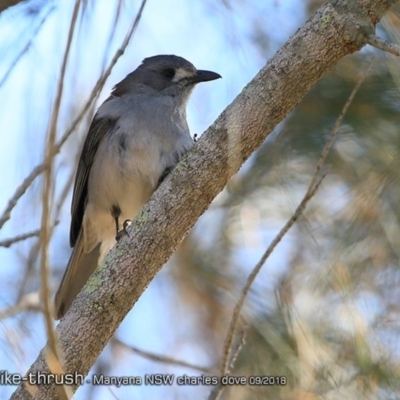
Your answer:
1,0 -> 400,399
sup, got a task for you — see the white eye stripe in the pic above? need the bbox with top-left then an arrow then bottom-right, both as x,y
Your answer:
172,67 -> 196,82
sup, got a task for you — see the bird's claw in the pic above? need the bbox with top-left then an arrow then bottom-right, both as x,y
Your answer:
115,219 -> 132,241
158,166 -> 174,185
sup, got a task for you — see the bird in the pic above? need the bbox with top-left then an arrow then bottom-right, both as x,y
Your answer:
54,55 -> 221,319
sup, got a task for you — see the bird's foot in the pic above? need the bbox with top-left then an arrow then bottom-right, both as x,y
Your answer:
158,166 -> 174,185
115,219 -> 132,241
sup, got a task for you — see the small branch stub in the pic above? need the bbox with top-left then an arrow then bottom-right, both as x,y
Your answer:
366,34 -> 400,56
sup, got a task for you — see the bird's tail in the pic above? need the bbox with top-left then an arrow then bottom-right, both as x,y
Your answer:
54,230 -> 100,320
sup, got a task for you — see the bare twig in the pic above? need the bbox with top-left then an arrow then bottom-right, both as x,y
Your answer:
0,229 -> 40,248
208,329 -> 246,400
219,59 -> 374,380
0,7 -> 53,89
55,0 -> 147,151
39,2 -> 81,399
100,0 -> 124,71
112,338 -> 214,374
366,34 -> 400,57
0,0 -> 147,232
227,328 -> 246,373
0,219 -> 59,248
0,291 -> 41,320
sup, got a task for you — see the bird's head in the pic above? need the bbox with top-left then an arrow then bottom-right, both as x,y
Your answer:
112,55 -> 221,98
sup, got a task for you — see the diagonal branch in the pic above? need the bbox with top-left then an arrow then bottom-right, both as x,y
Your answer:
217,59 -> 374,396
112,338 -> 214,374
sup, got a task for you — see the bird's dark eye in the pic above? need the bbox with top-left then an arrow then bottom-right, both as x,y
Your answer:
163,68 -> 175,79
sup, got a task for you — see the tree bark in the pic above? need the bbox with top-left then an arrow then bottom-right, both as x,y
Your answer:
10,0 -> 398,398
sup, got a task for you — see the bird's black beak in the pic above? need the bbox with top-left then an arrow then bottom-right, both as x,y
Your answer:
190,70 -> 221,84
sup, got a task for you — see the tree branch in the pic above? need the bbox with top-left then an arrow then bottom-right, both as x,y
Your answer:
10,0 -> 397,399
366,34 -> 400,56
216,59 -> 373,400
112,338 -> 214,374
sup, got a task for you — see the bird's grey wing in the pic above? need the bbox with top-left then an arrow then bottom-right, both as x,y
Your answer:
70,116 -> 117,247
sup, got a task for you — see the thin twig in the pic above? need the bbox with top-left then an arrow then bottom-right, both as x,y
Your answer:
227,328 -> 246,373
208,329 -> 247,400
0,7 -> 54,89
112,338 -> 214,374
366,34 -> 400,57
219,59 -> 374,379
0,229 -> 40,248
0,0 -> 147,232
0,291 -> 41,320
0,220 -> 58,248
100,0 -> 124,72
40,2 -> 81,400
55,0 -> 147,151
